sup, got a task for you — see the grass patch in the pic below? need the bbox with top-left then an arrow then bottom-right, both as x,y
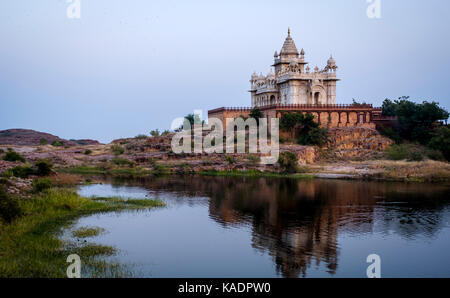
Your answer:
90,196 -> 165,208
0,188 -> 164,277
366,160 -> 450,182
198,169 -> 313,179
72,226 -> 106,238
57,166 -> 152,178
77,244 -> 116,257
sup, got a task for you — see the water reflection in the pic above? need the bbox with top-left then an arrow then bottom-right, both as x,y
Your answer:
80,176 -> 450,277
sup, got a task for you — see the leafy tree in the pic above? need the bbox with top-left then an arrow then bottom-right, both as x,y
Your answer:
184,114 -> 204,127
428,126 -> 450,161
381,98 -> 397,116
150,129 -> 160,137
35,159 -> 53,176
280,112 -> 329,146
381,97 -> 449,144
249,107 -> 263,125
280,112 -> 303,138
298,126 -> 328,146
351,98 -> 368,106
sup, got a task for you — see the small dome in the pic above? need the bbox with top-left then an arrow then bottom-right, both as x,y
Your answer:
300,48 -> 305,56
251,72 -> 258,80
267,70 -> 275,80
327,55 -> 336,66
274,51 -> 278,58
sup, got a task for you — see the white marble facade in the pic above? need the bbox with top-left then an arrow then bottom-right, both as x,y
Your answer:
250,29 -> 339,107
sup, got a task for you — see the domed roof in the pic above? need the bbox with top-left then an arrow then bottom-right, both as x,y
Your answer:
251,72 -> 258,79
267,70 -> 275,79
327,55 -> 336,66
280,28 -> 299,56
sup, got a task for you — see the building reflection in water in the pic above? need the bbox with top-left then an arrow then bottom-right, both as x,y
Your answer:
111,176 -> 450,278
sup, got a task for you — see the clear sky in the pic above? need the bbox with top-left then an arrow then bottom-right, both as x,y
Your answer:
1,0 -> 449,143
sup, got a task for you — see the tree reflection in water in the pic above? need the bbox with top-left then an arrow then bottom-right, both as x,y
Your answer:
109,176 -> 450,278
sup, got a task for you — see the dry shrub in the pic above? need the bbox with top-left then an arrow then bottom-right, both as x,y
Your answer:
368,160 -> 450,181
50,173 -> 83,187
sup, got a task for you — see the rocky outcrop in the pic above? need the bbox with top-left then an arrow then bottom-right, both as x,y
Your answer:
0,129 -> 100,146
70,139 -> 102,146
280,145 -> 318,165
326,127 -> 393,160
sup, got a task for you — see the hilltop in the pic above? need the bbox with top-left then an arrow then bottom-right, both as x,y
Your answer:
0,129 -> 100,147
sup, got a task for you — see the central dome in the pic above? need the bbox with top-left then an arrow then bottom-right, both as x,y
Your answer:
280,28 -> 299,56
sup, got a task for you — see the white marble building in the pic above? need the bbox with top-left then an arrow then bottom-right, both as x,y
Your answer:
250,29 -> 339,107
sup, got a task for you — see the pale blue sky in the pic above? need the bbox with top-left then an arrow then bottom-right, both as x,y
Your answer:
1,0 -> 449,143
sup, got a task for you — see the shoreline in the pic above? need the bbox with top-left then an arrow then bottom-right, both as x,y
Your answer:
55,161 -> 450,183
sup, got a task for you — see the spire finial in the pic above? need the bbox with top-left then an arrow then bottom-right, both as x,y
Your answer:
288,27 -> 291,36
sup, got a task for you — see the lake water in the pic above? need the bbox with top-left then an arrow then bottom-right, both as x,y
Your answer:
74,176 -> 450,278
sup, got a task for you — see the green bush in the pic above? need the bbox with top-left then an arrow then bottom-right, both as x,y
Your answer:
385,144 -> 425,162
111,157 -> 135,167
3,165 -> 34,178
39,138 -> 48,145
278,152 -> 299,173
150,129 -> 160,137
0,149 -> 4,154
0,186 -> 22,224
110,144 -> 125,155
281,112 -> 328,146
225,155 -> 236,164
3,150 -> 25,162
297,126 -> 329,146
84,149 -> 92,155
385,144 -> 409,160
51,140 -> 63,147
35,159 -> 53,176
425,149 -> 446,161
427,126 -> 450,161
380,127 -> 402,144
407,149 -> 424,162
134,134 -> 148,140
32,178 -> 52,193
